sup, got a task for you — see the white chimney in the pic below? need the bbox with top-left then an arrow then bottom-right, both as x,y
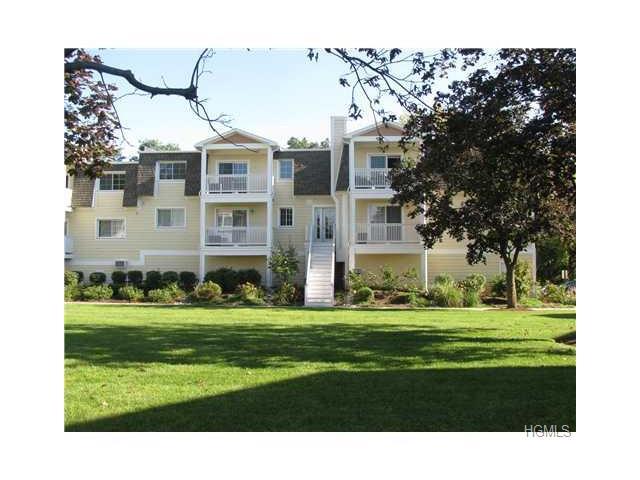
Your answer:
330,116 -> 347,194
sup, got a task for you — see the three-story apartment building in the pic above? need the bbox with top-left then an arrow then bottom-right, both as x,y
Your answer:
65,116 -> 535,306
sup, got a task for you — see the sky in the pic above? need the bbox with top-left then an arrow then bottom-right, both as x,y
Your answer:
89,49 -> 403,157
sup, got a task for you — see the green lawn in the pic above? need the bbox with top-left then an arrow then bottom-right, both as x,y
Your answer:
65,304 -> 576,431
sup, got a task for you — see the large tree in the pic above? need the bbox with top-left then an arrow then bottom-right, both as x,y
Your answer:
287,136 -> 330,149
138,138 -> 181,152
315,49 -> 576,307
64,48 -> 229,177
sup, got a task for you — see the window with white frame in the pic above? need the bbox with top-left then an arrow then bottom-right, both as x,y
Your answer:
278,207 -> 294,228
369,155 -> 401,169
156,208 -> 186,228
369,205 -> 402,224
159,162 -> 186,180
97,219 -> 126,238
278,159 -> 293,180
99,172 -> 126,190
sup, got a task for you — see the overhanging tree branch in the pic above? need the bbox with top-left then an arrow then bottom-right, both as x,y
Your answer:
64,60 -> 197,99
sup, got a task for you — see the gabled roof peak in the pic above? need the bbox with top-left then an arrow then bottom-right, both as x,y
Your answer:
344,121 -> 405,138
194,128 -> 279,148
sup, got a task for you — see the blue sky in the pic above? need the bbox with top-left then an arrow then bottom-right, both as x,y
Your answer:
90,49 -> 401,157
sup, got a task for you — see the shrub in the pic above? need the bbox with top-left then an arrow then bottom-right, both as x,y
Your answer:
191,281 -> 222,303
237,268 -> 262,287
148,283 -> 185,303
542,284 -> 576,305
348,270 -> 367,291
205,268 -> 238,294
145,271 -> 163,291
268,244 -> 299,285
119,285 -> 144,302
64,270 -> 79,287
430,283 -> 463,307
73,271 -> 84,284
520,297 -> 544,308
353,286 -> 374,304
389,292 -> 417,305
460,273 -> 486,307
127,270 -> 143,286
380,265 -> 400,292
161,271 -> 179,286
434,273 -> 455,287
489,261 -> 533,299
89,272 -> 107,285
272,282 -> 296,305
400,267 -> 420,292
111,270 -> 127,285
179,271 -> 198,292
64,284 -> 81,301
82,284 -> 113,301
237,282 -> 264,305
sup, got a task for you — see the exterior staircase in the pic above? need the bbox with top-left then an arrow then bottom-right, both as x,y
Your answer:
304,228 -> 335,307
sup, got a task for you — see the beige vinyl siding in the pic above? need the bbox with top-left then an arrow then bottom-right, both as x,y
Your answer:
206,149 -> 267,177
68,182 -> 199,262
426,252 -> 534,284
355,254 -> 423,285
354,143 -> 418,169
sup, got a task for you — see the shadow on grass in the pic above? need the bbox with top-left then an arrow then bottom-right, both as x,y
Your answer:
65,322 -> 560,369
66,366 -> 575,431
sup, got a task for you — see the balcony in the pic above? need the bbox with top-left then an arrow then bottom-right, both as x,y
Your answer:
205,226 -> 267,246
355,223 -> 420,243
206,174 -> 268,194
64,235 -> 74,259
354,168 -> 391,189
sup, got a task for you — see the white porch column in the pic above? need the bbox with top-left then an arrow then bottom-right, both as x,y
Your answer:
267,146 -> 274,195
200,147 -> 208,194
348,140 -> 355,190
420,248 -> 428,290
266,198 -> 273,288
199,253 -> 205,282
349,195 -> 356,246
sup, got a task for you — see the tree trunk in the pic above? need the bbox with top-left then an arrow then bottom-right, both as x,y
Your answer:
505,262 -> 517,308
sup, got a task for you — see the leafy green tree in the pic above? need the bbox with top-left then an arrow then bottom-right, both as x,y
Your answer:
138,138 -> 180,152
316,49 -> 575,307
287,137 -> 329,149
268,244 -> 299,285
537,236 -> 574,283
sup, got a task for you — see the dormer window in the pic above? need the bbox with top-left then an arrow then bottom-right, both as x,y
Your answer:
159,162 -> 186,180
278,159 -> 293,180
99,172 -> 125,191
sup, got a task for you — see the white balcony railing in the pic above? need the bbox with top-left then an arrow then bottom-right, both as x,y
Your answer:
355,223 -> 420,243
354,168 -> 391,189
206,174 -> 268,194
205,227 -> 267,246
64,235 -> 74,256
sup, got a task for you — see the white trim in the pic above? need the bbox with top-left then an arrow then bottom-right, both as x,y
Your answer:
195,128 -> 278,148
280,148 -> 330,152
157,160 -> 187,182
276,158 -> 294,182
95,218 -> 126,239
214,207 -> 250,228
155,207 -> 187,230
70,249 -> 200,267
344,121 -> 404,138
351,135 -> 404,143
277,206 -> 295,228
97,171 -> 126,192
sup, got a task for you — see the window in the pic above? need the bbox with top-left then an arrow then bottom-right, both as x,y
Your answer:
156,208 -> 186,228
216,209 -> 248,228
218,162 -> 248,175
279,207 -> 294,228
369,155 -> 401,169
159,162 -> 186,180
99,173 -> 125,190
97,219 -> 125,238
370,205 -> 402,224
278,159 -> 293,180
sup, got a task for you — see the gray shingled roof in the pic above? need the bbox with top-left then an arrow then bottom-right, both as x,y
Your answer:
275,150 -> 331,195
121,164 -> 139,207
138,152 -> 201,197
336,143 -> 349,191
70,173 -> 95,207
